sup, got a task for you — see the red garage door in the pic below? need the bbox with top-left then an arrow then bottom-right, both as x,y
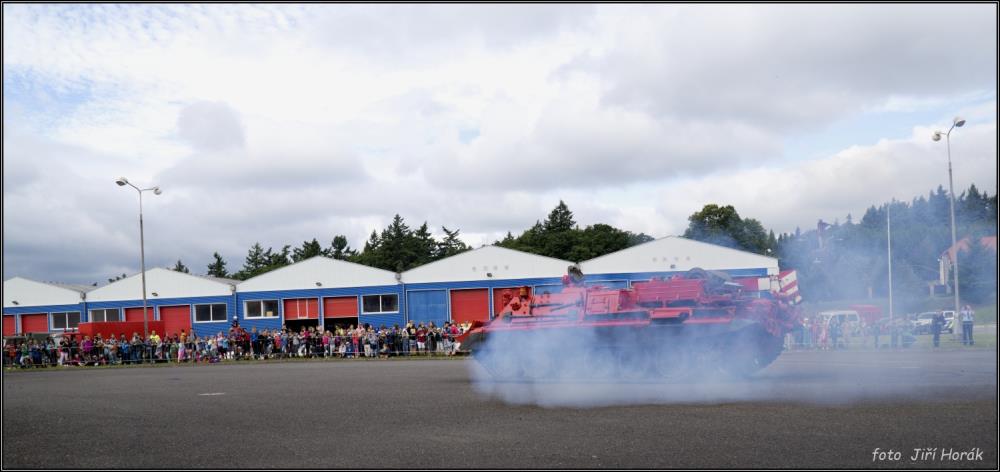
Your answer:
124,307 -> 154,322
160,306 -> 192,338
493,287 -> 532,315
450,289 -> 489,324
323,296 -> 358,318
3,316 -> 16,336
284,298 -> 319,320
21,313 -> 48,333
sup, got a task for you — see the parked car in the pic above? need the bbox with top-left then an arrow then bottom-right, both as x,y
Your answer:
941,310 -> 956,334
911,311 -> 951,335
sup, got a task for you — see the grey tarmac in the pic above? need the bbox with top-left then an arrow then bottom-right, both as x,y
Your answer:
2,349 -> 996,469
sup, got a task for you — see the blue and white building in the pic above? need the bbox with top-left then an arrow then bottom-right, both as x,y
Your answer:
3,237 -> 781,335
579,236 -> 779,291
2,277 -> 89,335
84,268 -> 238,338
401,245 -> 575,326
234,256 -> 402,333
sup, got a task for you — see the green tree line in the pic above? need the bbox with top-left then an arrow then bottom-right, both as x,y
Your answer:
774,185 -> 997,304
175,201 -> 653,282
158,186 -> 994,307
677,185 -> 996,305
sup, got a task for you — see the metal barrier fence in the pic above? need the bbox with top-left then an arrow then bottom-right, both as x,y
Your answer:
3,338 -> 468,369
5,326 -> 992,369
783,328 -> 991,350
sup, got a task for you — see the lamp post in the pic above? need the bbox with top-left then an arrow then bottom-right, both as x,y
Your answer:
115,177 -> 162,338
887,201 -> 893,325
932,117 -> 965,317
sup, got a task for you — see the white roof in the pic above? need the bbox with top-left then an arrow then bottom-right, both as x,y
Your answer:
3,277 -> 86,308
236,256 -> 398,292
86,268 -> 235,302
579,236 -> 779,276
402,245 -> 574,284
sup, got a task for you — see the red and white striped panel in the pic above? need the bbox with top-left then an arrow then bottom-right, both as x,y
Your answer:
777,270 -> 801,304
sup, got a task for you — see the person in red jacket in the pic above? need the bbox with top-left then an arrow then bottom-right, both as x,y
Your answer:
416,324 -> 427,354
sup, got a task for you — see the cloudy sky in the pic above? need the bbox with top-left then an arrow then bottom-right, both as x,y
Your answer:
3,4 -> 997,285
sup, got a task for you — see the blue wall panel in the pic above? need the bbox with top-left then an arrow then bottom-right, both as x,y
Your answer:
3,303 -> 86,333
360,313 -> 405,329
406,290 -> 448,327
403,277 -> 566,323
3,303 -> 85,316
85,296 -> 235,339
236,284 -> 403,334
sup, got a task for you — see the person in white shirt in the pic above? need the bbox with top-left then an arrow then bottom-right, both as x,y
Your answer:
959,305 -> 975,346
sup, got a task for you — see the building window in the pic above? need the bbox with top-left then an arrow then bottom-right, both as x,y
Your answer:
89,308 -> 121,323
362,294 -> 398,314
245,300 -> 279,319
194,304 -> 228,322
52,312 -> 81,330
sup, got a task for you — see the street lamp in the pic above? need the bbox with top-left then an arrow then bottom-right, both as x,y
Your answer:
115,177 -> 162,338
931,116 -> 965,317
887,201 -> 894,325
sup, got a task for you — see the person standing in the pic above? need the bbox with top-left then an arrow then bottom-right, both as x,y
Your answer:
960,305 -> 975,346
871,320 -> 881,350
407,322 -> 417,355
931,312 -> 944,348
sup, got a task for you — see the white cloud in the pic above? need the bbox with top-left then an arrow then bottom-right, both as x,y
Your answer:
2,4 -> 997,283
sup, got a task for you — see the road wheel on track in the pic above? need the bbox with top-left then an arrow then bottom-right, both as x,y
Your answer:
719,329 -> 783,378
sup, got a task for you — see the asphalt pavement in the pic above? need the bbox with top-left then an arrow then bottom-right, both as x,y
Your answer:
2,349 -> 996,469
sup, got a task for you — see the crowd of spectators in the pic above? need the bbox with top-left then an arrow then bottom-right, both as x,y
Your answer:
3,320 -> 473,369
786,316 -> 917,350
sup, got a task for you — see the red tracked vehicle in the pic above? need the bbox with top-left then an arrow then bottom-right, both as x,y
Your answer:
460,266 -> 801,380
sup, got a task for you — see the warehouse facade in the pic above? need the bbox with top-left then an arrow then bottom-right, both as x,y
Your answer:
2,277 -> 88,336
84,268 -> 238,338
235,256 -> 403,334
401,245 -> 575,326
3,237 -> 780,334
579,236 -> 779,292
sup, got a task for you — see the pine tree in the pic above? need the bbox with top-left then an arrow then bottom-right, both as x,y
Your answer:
409,223 -> 438,268
266,245 -> 292,270
234,243 -> 268,280
357,230 -> 382,268
171,259 -> 190,273
626,232 -> 655,247
206,252 -> 229,278
959,237 -> 998,304
327,235 -> 357,260
543,200 -> 576,233
378,215 -> 413,271
292,238 -> 324,262
437,226 -> 470,259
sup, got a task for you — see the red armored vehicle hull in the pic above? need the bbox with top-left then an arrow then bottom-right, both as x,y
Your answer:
460,267 -> 800,380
